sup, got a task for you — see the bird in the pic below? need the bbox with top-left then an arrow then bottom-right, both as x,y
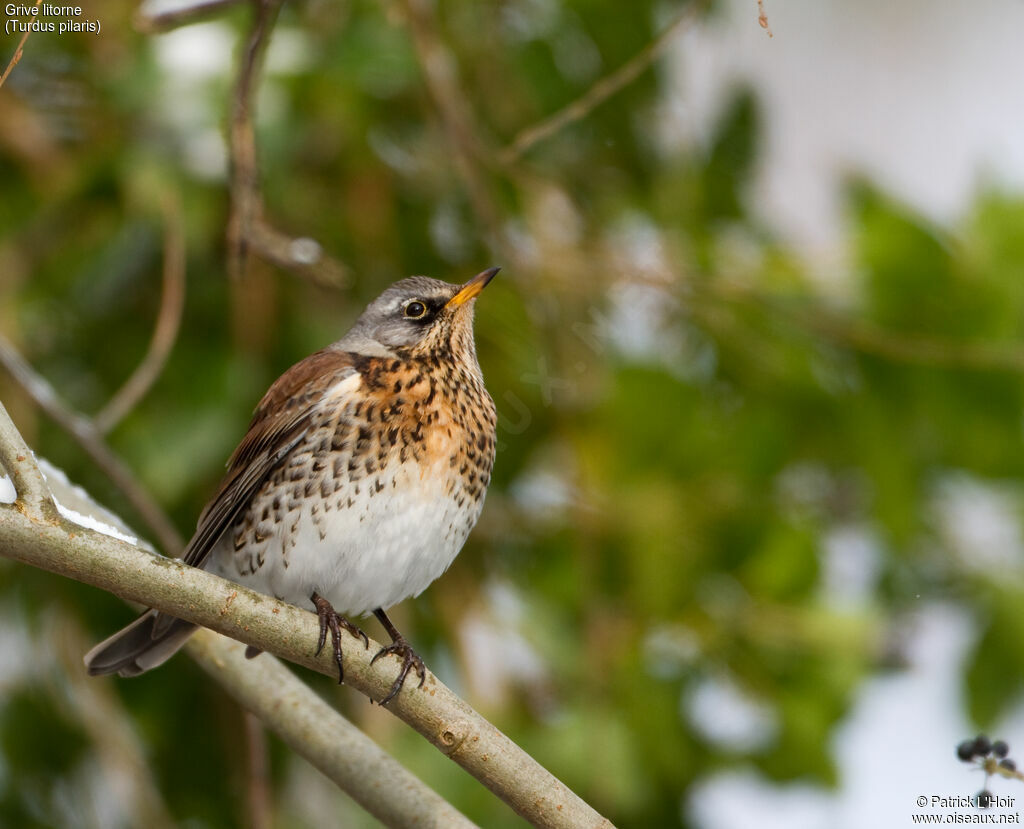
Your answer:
85,267 -> 499,705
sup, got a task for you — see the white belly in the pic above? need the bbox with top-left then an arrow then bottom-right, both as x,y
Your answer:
209,460 -> 481,616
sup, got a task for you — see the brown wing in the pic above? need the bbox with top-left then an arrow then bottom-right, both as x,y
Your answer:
180,347 -> 358,571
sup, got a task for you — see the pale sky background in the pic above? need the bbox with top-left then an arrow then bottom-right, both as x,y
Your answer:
666,0 -> 1024,267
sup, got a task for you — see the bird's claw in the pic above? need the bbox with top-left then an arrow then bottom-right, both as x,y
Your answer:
312,592 -> 368,684
371,636 -> 426,705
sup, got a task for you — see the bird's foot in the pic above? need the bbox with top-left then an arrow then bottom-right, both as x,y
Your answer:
371,636 -> 426,705
312,592 -> 369,684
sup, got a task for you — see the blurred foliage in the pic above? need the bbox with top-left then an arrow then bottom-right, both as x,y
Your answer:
2,0 -> 1024,827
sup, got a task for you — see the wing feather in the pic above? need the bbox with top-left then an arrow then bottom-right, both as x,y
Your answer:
182,347 -> 358,572
150,350 -> 358,637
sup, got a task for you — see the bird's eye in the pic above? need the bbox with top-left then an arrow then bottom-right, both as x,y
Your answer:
403,300 -> 428,319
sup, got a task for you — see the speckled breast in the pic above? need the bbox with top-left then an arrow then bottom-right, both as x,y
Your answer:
217,354 -> 496,613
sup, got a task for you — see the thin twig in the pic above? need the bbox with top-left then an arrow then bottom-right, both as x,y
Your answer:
809,314 -> 1024,373
498,2 -> 703,165
0,426 -> 613,828
248,219 -> 350,288
0,336 -> 184,554
0,0 -> 42,91
51,613 -> 178,829
0,400 -> 52,518
134,0 -> 245,34
757,0 -> 773,38
95,195 -> 187,433
243,711 -> 272,829
226,0 -> 283,281
697,278 -> 1024,374
398,0 -> 504,250
220,0 -> 350,286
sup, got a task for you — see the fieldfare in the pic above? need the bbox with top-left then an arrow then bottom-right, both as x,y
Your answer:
85,268 -> 499,705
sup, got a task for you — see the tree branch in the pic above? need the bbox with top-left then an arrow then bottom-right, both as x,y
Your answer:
134,0 -> 246,34
498,2 -> 702,165
187,630 -> 480,828
0,399 -> 53,518
247,219 -> 350,288
0,412 -> 612,829
0,335 -> 185,553
397,0 -> 504,251
695,277 -> 1024,374
226,0 -> 280,281
51,613 -> 179,829
241,711 -> 272,829
0,0 -> 42,91
95,193 -> 187,434
224,0 -> 350,287
4,412 -> 477,829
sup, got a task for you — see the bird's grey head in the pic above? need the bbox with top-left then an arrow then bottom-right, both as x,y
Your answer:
338,268 -> 499,358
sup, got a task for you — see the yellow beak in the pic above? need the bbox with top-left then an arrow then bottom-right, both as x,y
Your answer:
446,267 -> 500,307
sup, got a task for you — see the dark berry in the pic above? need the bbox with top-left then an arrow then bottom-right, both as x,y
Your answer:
1000,758 -> 1016,772
957,740 -> 977,761
993,740 -> 1009,758
977,789 -> 994,809
974,735 -> 992,756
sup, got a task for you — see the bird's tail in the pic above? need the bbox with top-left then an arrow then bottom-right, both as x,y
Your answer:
83,609 -> 198,677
